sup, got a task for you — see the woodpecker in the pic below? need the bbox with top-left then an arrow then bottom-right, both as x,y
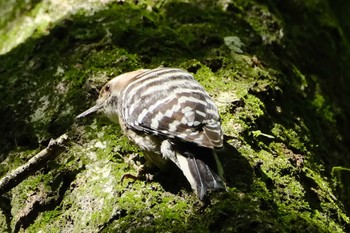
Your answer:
77,68 -> 225,200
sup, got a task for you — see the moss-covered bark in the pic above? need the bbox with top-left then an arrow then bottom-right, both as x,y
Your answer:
1,0 -> 350,232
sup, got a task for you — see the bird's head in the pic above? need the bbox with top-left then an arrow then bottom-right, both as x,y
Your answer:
76,69 -> 147,121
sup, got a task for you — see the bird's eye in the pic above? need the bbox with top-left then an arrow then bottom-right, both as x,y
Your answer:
105,84 -> 111,92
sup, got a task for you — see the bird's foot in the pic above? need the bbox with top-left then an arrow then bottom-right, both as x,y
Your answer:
120,164 -> 154,183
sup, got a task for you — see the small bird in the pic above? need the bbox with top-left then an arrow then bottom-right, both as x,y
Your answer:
77,68 -> 225,200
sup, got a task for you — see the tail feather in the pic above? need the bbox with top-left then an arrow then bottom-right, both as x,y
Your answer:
161,140 -> 225,200
177,153 -> 224,200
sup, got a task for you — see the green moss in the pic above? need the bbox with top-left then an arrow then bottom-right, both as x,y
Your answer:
10,172 -> 54,220
0,149 -> 38,177
311,86 -> 336,124
271,123 -> 308,153
1,0 -> 350,232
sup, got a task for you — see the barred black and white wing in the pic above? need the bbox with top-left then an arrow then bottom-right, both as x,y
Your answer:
119,68 -> 223,149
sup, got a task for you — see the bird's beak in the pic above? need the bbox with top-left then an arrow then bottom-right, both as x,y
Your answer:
76,103 -> 103,119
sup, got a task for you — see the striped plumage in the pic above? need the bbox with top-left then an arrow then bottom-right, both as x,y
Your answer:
77,68 -> 225,200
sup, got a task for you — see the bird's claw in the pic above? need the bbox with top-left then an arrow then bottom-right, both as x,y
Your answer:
120,173 -> 154,183
120,165 -> 154,183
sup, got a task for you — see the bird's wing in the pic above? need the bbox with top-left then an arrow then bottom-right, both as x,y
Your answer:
133,92 -> 223,148
120,68 -> 223,148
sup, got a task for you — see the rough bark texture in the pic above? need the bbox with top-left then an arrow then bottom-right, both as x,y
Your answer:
1,0 -> 350,232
